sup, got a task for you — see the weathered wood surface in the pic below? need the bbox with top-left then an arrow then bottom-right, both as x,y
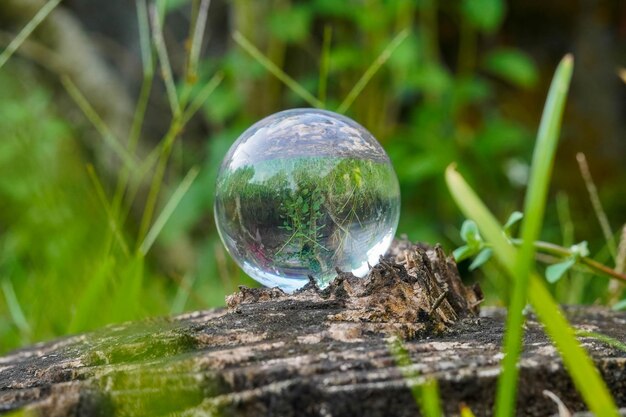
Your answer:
1,241 -> 625,417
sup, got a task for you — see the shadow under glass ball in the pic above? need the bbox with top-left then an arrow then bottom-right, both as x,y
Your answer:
214,109 -> 400,292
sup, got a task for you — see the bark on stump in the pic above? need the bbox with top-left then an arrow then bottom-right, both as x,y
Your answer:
1,241 -> 625,417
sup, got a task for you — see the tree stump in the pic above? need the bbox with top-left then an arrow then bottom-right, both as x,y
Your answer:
1,241 -> 625,417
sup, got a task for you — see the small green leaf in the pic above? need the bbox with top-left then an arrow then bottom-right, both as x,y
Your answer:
546,258 -> 576,283
570,241 -> 590,258
460,220 -> 482,246
302,202 -> 309,212
469,248 -> 493,270
453,245 -> 474,262
612,299 -> 626,311
503,211 -> 524,232
483,49 -> 538,88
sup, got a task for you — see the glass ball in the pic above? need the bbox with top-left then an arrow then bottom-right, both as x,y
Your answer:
214,109 -> 400,292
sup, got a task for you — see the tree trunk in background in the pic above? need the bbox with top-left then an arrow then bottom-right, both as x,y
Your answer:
0,242 -> 625,417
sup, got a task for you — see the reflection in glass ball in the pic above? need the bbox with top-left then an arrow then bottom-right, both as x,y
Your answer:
214,109 -> 400,292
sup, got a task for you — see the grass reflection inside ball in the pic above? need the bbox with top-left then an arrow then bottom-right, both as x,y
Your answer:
214,109 -> 400,292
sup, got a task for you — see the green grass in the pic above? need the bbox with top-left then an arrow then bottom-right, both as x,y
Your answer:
1,0 -> 625,414
0,0 -> 62,70
446,55 -> 619,416
494,54 -> 573,417
389,337 -> 443,417
447,166 -> 619,416
0,0 -> 227,353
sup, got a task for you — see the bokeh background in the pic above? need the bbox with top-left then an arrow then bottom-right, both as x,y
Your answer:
0,0 -> 624,353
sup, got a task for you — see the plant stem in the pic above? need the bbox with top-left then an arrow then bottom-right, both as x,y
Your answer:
576,152 -> 617,262
510,239 -> 626,283
494,54 -> 573,417
136,118 -> 183,251
0,0 -> 62,70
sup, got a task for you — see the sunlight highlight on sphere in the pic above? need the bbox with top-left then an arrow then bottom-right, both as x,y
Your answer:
214,109 -> 400,292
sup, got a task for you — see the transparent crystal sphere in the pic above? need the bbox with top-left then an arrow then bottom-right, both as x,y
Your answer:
214,109 -> 400,292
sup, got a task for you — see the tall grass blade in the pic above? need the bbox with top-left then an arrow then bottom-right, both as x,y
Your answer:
128,0 -> 156,151
170,273 -> 196,315
576,152 -> 617,262
388,337 -> 442,417
136,0 -> 154,77
318,25 -> 332,107
111,254 -> 145,323
617,225 -> 626,274
495,54 -> 573,417
61,77 -> 138,170
188,0 -> 210,81
233,31 -> 324,108
556,192 -> 574,247
67,257 -> 115,333
150,4 -> 181,117
0,0 -> 62,70
140,166 -> 200,255
1,279 -> 31,342
181,71 -> 224,125
86,165 -> 130,257
446,165 -> 618,417
337,28 -> 410,114
136,121 -> 181,251
575,330 -> 626,353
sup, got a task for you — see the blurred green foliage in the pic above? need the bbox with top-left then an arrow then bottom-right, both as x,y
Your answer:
0,67 -> 175,350
0,0 -> 622,354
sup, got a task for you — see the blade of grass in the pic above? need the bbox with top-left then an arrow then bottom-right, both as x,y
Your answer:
617,225 -> 626,274
86,165 -> 130,257
118,140 -> 167,227
67,256 -> 115,333
388,337 -> 442,417
317,25 -> 332,107
508,239 -> 626,283
109,0 -> 156,225
495,54 -> 573,417
188,0 -> 210,81
576,152 -> 617,262
170,273 -> 197,314
136,120 -> 182,251
0,0 -> 62,69
150,4 -> 181,117
136,0 -> 154,78
1,279 -> 31,343
181,71 -> 224,125
337,28 -> 410,114
575,330 -> 626,353
61,76 -> 139,170
140,166 -> 200,255
446,165 -> 618,417
110,254 -> 145,323
129,0 -> 156,149
233,31 -> 323,108
180,0 -> 211,108
556,192 -> 574,247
